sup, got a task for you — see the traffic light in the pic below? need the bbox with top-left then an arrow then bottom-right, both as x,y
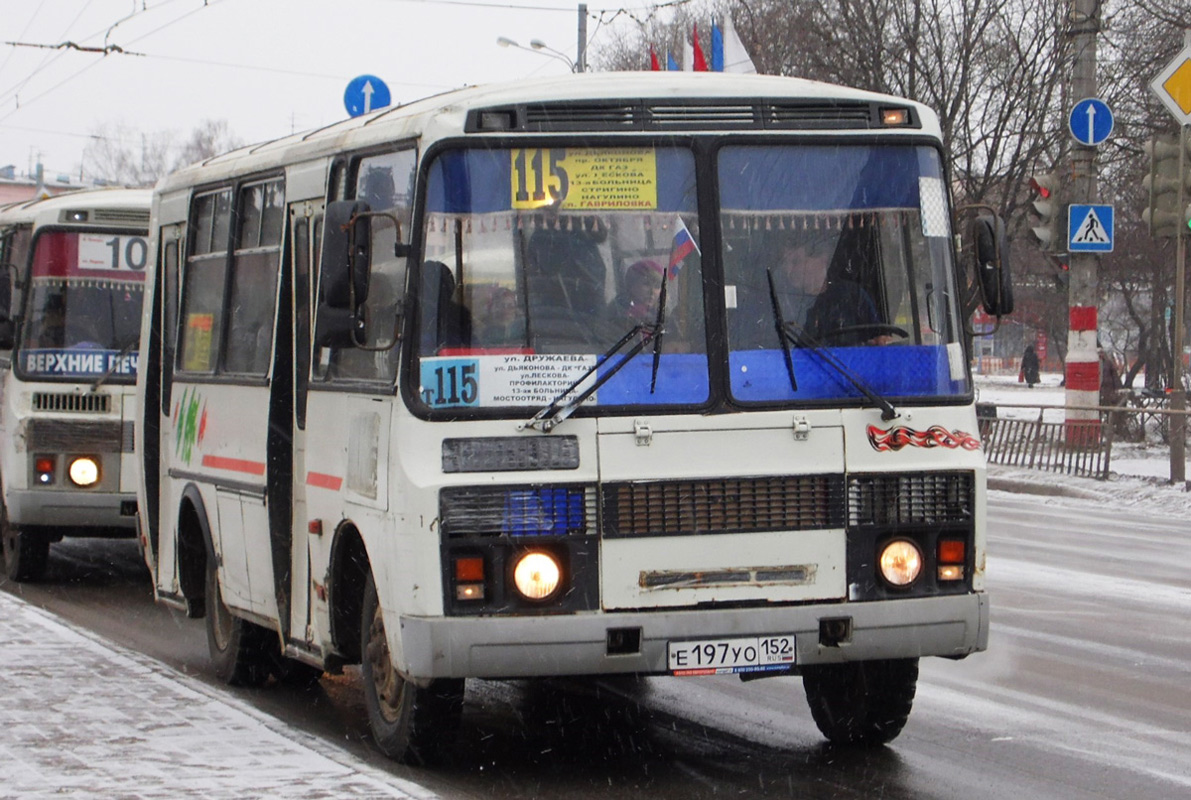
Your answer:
1029,172 -> 1065,253
1142,132 -> 1191,238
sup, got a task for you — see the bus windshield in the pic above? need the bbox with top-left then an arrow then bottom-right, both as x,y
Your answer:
416,145 -> 707,411
721,143 -> 968,404
414,142 -> 967,413
17,230 -> 147,382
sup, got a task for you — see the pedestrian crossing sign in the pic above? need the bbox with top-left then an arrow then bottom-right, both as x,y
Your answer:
1068,204 -> 1114,253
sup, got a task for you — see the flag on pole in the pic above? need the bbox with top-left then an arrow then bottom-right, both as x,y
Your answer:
649,46 -> 661,71
711,22 -> 724,72
692,24 -> 709,71
720,17 -> 756,73
667,50 -> 678,71
682,37 -> 694,71
668,216 -> 700,279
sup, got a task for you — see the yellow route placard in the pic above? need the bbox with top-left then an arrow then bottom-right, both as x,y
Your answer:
511,147 -> 657,210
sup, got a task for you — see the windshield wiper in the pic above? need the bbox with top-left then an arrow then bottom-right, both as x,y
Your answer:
779,322 -> 899,421
766,268 -> 798,392
649,271 -> 667,393
89,337 -> 138,393
521,321 -> 661,433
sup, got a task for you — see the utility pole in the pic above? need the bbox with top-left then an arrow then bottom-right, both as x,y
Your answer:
1173,125 -> 1187,483
1065,0 -> 1102,450
576,4 -> 588,73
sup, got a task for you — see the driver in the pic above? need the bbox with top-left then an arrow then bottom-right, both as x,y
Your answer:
771,233 -> 885,346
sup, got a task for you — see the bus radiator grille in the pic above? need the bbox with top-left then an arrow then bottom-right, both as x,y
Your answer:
25,419 -> 127,453
32,392 -> 112,413
601,474 -> 846,538
847,471 -> 974,528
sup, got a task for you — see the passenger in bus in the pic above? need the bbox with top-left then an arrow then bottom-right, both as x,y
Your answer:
420,261 -> 472,352
606,259 -> 664,327
475,287 -> 526,346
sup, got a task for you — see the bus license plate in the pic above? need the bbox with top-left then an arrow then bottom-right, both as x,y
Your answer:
668,635 -> 796,676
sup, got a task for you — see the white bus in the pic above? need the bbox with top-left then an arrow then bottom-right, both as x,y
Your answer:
0,188 -> 151,581
136,73 -> 1010,762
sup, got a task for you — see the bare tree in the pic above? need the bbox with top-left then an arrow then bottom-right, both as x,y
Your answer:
81,123 -> 175,187
594,0 -> 1191,379
172,119 -> 242,171
81,119 -> 242,187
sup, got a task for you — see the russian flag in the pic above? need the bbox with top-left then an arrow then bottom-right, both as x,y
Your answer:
668,216 -> 700,279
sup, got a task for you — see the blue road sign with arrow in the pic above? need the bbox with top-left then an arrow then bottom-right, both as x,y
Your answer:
1068,204 -> 1114,253
1068,98 -> 1113,147
344,75 -> 391,117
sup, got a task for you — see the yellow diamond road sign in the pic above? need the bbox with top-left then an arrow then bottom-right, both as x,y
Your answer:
1152,46 -> 1191,124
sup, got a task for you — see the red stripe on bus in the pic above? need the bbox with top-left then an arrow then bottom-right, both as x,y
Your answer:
201,455 -> 266,476
1069,306 -> 1097,331
1065,360 -> 1099,391
306,472 -> 344,491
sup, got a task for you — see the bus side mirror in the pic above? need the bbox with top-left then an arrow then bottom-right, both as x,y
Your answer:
319,200 -> 372,310
972,214 -> 1014,316
0,317 -> 12,350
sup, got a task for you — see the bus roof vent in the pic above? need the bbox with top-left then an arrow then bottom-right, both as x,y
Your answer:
766,102 -> 879,129
32,392 -> 112,414
522,103 -> 639,131
92,208 -> 151,226
650,104 -> 758,128
468,99 -> 910,133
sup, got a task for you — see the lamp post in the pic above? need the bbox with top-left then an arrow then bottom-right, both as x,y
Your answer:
496,36 -> 577,72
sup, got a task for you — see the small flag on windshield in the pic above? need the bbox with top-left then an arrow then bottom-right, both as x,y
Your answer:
668,216 -> 700,279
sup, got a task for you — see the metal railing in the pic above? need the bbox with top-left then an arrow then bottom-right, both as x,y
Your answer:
978,409 -> 1112,480
978,394 -> 1191,481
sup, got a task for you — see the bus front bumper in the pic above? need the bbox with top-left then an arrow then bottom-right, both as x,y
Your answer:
6,489 -> 138,531
398,592 -> 988,680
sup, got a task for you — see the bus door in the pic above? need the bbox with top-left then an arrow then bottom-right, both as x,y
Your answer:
175,181 -> 285,620
300,149 -> 413,654
287,198 -> 320,648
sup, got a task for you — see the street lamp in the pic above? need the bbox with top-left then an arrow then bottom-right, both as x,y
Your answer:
530,39 -> 576,72
496,36 -> 577,72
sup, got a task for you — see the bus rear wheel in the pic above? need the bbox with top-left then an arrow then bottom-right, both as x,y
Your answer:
360,574 -> 463,764
1,508 -> 50,583
801,658 -> 918,746
204,560 -> 271,687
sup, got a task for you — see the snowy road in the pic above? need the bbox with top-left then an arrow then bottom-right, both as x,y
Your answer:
2,485 -> 1188,799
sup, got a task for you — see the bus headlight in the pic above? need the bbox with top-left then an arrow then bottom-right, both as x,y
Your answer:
512,551 -> 562,601
878,539 -> 922,587
68,456 -> 100,487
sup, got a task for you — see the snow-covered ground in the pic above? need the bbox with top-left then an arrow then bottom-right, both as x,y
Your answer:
975,372 -> 1191,516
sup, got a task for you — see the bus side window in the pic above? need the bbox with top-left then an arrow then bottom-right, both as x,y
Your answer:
320,148 -> 415,383
293,213 -> 312,426
225,179 -> 284,376
160,236 -> 179,413
178,190 -> 231,374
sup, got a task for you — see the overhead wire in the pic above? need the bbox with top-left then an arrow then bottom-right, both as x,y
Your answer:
0,0 -> 226,122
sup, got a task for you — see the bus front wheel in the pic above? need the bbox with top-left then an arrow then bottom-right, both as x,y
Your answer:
1,506 -> 50,582
801,657 -> 918,745
204,560 -> 271,686
360,573 -> 463,764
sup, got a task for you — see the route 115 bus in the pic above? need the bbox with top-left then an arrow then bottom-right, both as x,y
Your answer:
136,73 -> 1011,762
0,188 -> 151,581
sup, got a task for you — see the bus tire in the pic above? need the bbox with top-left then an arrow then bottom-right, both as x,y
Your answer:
801,657 -> 918,746
360,573 -> 463,764
204,560 -> 271,687
1,508 -> 50,583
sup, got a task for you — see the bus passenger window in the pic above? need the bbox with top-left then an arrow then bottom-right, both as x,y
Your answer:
224,179 -> 283,375
178,189 -> 231,373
